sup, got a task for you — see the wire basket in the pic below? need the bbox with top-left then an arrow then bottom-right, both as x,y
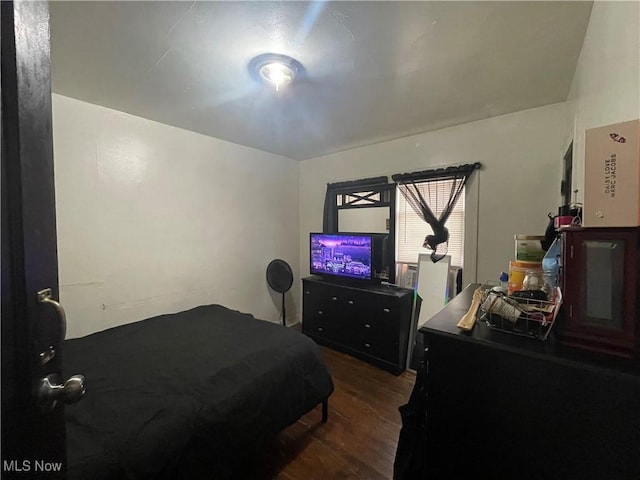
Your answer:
477,282 -> 562,340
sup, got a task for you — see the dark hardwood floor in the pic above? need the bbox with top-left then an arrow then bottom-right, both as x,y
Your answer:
243,345 -> 416,479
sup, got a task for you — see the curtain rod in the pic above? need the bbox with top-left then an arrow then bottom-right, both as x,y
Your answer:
326,175 -> 389,190
391,162 -> 481,182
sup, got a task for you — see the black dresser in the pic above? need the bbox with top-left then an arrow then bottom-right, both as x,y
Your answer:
402,284 -> 640,480
301,276 -> 414,375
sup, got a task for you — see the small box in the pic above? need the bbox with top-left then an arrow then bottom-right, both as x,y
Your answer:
514,235 -> 545,262
583,119 -> 640,227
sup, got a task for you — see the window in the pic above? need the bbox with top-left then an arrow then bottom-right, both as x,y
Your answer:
323,180 -> 397,282
396,179 -> 465,267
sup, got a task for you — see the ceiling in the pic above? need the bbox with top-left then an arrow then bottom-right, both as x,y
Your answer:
49,1 -> 593,160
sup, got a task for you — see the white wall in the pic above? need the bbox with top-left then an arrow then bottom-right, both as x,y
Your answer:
565,0 -> 640,204
299,103 -> 567,288
53,94 -> 299,338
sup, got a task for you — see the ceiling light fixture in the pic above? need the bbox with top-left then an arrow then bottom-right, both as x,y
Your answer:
249,53 -> 304,91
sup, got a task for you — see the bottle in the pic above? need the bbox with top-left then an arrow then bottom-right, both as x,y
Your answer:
499,272 -> 509,292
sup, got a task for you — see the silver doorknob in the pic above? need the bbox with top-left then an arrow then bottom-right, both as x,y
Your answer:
38,374 -> 86,412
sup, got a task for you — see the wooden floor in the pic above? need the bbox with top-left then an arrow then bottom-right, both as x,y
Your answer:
242,346 -> 416,480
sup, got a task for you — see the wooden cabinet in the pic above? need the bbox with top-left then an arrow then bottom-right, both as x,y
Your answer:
302,276 -> 414,375
560,227 -> 639,358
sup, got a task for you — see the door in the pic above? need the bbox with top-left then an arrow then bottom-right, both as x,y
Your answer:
2,1 -> 80,477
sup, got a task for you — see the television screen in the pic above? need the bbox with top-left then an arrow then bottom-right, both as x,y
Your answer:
310,233 -> 373,280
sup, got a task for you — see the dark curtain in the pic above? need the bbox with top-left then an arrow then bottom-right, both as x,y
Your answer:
322,176 -> 389,232
392,163 -> 480,263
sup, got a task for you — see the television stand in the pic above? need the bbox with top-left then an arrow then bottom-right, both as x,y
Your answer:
301,275 -> 415,374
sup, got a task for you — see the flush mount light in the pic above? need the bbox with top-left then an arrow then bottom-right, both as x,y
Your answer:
248,53 -> 304,91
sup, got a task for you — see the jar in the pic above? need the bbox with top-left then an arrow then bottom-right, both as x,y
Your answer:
508,260 -> 542,295
522,269 -> 544,291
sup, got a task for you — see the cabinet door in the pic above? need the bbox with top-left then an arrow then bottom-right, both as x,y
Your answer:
562,229 -> 637,354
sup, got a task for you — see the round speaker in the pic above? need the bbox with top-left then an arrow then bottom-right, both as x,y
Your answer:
266,259 -> 293,293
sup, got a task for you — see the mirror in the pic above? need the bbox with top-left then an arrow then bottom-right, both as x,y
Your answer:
416,254 -> 451,327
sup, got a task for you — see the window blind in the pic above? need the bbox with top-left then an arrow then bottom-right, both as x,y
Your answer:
396,180 -> 464,267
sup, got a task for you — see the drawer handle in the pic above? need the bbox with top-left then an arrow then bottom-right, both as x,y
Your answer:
348,300 -> 354,305
332,296 -> 338,301
364,324 -> 371,328
317,310 -> 323,315
317,327 -> 323,332
364,343 -> 371,348
383,308 -> 390,313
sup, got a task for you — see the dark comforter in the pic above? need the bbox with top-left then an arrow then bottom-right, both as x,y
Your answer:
63,304 -> 334,479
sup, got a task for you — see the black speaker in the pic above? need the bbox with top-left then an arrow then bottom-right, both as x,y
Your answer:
266,259 -> 293,326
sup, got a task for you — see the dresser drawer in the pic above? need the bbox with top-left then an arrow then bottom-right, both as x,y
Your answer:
303,312 -> 341,343
353,333 -> 400,363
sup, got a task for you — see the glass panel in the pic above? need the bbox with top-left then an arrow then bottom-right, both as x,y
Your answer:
345,191 -> 380,205
583,240 -> 624,329
338,207 -> 388,233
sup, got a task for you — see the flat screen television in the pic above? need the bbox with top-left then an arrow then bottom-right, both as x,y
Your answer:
310,232 -> 376,281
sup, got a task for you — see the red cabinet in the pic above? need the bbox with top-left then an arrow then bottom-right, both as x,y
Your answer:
560,227 -> 639,358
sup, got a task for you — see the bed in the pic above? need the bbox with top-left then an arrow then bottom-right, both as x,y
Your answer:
63,304 -> 334,479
